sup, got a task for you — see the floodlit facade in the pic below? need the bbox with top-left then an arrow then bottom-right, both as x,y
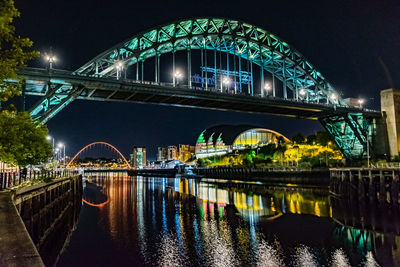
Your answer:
131,147 -> 146,168
167,146 -> 178,160
157,147 -> 167,161
195,125 -> 289,158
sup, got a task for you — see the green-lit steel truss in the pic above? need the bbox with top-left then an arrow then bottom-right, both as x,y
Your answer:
30,18 -> 345,122
77,18 -> 342,103
320,113 -> 373,160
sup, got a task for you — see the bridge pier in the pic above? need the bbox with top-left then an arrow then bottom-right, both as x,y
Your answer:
381,88 -> 400,159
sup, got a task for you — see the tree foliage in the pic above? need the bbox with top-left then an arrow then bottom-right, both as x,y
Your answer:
316,131 -> 333,146
292,133 -> 305,144
0,110 -> 52,166
0,0 -> 39,102
306,134 -> 316,144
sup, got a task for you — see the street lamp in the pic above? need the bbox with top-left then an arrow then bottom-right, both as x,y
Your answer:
58,142 -> 65,166
115,61 -> 124,79
264,82 -> 271,96
55,148 -> 59,161
299,89 -> 306,96
222,76 -> 231,85
174,70 -> 183,86
222,76 -> 231,93
358,98 -> 364,108
44,53 -> 57,69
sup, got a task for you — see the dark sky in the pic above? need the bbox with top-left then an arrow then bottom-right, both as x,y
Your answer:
14,0 -> 400,159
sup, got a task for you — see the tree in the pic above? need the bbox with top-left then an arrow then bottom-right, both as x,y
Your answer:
0,0 -> 39,102
0,110 -> 52,166
306,134 -> 317,145
292,133 -> 305,144
0,2 -> 52,168
316,131 -> 333,146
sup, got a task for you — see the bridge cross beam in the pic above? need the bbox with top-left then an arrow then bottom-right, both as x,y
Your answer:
30,84 -> 84,123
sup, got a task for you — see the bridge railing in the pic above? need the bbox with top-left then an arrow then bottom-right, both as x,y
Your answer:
0,169 -> 79,190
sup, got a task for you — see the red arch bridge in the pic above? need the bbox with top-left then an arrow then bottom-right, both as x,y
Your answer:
7,18 -> 384,160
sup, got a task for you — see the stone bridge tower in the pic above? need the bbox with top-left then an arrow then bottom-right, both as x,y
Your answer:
381,88 -> 400,158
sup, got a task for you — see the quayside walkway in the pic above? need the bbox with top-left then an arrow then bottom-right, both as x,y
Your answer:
0,172 -> 81,266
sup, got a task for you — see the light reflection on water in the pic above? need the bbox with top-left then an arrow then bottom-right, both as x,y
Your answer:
56,173 -> 393,266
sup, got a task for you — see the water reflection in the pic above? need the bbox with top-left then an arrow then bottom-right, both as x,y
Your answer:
56,173 -> 394,266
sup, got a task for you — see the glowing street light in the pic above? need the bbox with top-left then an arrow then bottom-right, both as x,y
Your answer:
115,61 -> 123,70
299,89 -> 306,96
358,98 -> 364,108
174,70 -> 183,86
115,61 -> 124,79
174,71 -> 183,79
264,82 -> 271,91
44,53 -> 57,69
57,142 -> 66,166
222,76 -> 231,85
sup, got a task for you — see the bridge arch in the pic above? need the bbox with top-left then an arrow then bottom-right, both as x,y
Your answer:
76,18 -> 344,105
66,142 -> 131,168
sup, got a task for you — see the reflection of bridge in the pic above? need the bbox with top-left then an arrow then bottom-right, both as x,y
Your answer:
13,18 -> 384,160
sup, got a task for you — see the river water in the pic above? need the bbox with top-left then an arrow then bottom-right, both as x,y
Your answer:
54,172 -> 400,266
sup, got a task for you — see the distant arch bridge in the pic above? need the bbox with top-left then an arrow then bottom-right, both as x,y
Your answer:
66,142 -> 131,169
10,18 -> 382,160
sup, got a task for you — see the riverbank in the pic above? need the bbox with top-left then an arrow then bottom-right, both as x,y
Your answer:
129,167 -> 330,185
193,167 -> 330,185
0,175 -> 82,266
0,191 -> 44,267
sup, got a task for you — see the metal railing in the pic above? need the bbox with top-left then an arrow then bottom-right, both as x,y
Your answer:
369,162 -> 400,169
0,169 -> 78,190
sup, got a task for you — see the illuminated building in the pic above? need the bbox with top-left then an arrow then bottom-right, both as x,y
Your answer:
157,147 -> 167,161
195,125 -> 289,158
131,147 -> 146,168
178,144 -> 195,162
167,146 -> 178,160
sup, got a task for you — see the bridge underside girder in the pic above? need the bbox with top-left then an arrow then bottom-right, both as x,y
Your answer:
20,68 -> 379,124
320,113 -> 374,160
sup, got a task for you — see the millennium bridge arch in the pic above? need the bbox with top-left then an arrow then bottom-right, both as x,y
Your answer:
66,142 -> 131,169
16,18 -> 383,160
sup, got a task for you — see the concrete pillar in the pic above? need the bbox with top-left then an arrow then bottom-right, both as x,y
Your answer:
381,88 -> 400,158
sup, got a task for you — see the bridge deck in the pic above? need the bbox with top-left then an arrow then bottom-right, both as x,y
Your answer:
19,68 -> 381,119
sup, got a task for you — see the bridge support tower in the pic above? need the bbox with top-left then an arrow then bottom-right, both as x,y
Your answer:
381,88 -> 400,158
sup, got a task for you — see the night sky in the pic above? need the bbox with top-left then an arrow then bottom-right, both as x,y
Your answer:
14,0 -> 400,159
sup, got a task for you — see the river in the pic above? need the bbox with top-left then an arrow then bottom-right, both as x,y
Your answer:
53,172 -> 399,266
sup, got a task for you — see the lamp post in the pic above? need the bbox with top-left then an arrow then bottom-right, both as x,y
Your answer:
299,89 -> 307,101
358,98 -> 364,108
264,82 -> 271,97
55,148 -> 59,161
44,49 -> 56,70
115,61 -> 124,80
58,143 -> 65,166
174,70 -> 183,86
222,76 -> 231,92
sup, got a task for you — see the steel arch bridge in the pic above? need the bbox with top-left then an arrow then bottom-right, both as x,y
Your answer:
11,18 -> 383,160
66,142 -> 131,169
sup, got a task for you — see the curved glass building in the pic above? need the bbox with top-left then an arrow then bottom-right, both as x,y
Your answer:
195,125 -> 290,158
